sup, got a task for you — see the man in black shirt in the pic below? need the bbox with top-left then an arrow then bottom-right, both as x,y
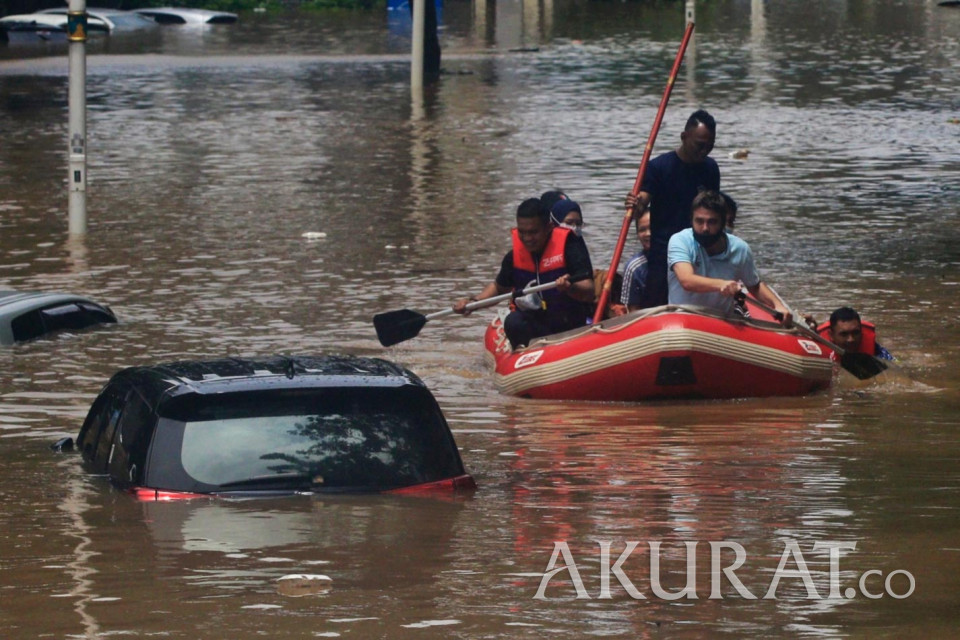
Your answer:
453,198 -> 594,349
626,109 -> 721,308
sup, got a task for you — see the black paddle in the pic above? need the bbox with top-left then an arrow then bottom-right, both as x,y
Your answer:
373,281 -> 559,347
738,289 -> 888,380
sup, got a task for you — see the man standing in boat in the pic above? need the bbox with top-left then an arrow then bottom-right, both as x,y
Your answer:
626,109 -> 720,308
453,198 -> 595,349
668,190 -> 791,322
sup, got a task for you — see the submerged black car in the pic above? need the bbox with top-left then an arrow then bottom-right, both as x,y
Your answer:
76,355 -> 476,500
0,290 -> 117,345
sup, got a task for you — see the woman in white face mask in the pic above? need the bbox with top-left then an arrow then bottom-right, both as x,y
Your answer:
550,199 -> 584,237
550,198 -> 626,319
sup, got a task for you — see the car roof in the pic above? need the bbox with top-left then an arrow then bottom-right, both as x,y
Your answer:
39,7 -> 133,16
133,8 -> 238,24
35,8 -> 155,30
0,290 -> 109,314
0,14 -> 69,28
0,290 -> 116,345
112,355 -> 428,403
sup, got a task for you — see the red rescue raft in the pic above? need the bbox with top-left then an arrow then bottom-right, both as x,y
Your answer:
483,300 -> 834,401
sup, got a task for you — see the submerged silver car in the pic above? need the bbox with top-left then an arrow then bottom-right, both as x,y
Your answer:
0,290 -> 117,344
0,13 -> 108,42
133,8 -> 238,25
37,8 -> 159,33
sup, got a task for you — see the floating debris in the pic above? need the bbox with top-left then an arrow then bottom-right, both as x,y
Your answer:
329,617 -> 379,623
276,574 -> 332,597
728,149 -> 750,159
301,231 -> 327,240
948,117 -> 960,125
401,619 -> 461,629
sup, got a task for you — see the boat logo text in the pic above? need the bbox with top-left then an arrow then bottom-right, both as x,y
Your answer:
798,339 -> 822,355
515,350 -> 545,369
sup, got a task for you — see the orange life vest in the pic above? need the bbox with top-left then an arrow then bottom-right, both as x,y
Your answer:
510,226 -> 582,316
817,320 -> 877,355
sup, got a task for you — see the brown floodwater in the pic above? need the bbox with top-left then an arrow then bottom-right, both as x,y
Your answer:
1,0 -> 958,637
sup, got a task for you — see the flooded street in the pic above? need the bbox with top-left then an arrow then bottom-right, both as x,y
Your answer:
1,0 -> 959,637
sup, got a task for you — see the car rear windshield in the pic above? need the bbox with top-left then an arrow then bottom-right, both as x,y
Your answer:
151,387 -> 464,493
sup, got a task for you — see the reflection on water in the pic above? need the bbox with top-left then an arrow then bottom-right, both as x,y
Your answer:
1,0 -> 959,637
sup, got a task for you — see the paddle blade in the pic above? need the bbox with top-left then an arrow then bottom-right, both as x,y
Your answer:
373,309 -> 428,347
840,352 -> 889,380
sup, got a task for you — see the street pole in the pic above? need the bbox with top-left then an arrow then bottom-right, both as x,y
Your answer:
411,0 -> 425,92
67,0 -> 87,235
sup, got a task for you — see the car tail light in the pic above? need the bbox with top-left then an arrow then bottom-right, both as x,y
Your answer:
129,487 -> 212,501
386,474 -> 477,495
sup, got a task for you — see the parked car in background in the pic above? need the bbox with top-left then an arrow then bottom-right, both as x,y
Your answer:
0,291 -> 117,345
0,13 -> 108,43
74,355 -> 476,500
38,8 -> 159,33
133,8 -> 238,25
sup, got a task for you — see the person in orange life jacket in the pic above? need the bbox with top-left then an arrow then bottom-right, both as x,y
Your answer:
815,307 -> 895,361
453,198 -> 595,349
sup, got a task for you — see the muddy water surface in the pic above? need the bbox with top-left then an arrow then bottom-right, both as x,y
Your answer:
1,0 -> 959,637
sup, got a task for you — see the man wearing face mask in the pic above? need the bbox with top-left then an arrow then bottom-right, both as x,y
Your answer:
668,190 -> 791,323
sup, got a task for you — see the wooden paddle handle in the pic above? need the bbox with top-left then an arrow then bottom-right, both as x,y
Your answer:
593,21 -> 696,324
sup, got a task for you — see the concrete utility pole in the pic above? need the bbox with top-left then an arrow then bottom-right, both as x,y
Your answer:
411,0 -> 425,91
67,0 -> 87,235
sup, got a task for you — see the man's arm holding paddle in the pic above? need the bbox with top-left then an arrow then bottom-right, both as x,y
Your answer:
748,282 -> 792,325
453,281 -> 510,316
671,262 -> 792,325
453,251 -> 513,316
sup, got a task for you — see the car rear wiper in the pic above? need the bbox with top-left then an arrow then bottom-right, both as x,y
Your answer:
218,472 -> 324,489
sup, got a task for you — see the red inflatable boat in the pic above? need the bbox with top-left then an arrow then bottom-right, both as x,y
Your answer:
483,300 -> 834,401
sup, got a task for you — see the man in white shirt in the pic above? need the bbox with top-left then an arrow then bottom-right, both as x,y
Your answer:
667,190 -> 790,322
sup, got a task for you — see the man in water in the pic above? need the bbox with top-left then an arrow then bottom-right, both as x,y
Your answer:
626,109 -> 721,308
816,307 -> 894,360
667,190 -> 790,322
453,198 -> 595,349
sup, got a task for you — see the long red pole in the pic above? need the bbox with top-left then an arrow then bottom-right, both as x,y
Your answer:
592,21 -> 696,325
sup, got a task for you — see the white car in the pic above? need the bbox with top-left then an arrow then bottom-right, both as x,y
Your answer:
38,8 -> 159,33
133,8 -> 238,25
0,13 -> 108,42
